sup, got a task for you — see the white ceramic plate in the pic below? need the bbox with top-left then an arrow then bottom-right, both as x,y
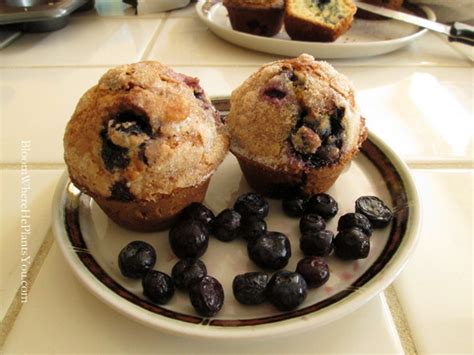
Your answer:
196,0 -> 435,59
53,98 -> 420,339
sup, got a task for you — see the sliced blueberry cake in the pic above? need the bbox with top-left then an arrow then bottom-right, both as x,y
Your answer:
226,54 -> 367,197
285,0 -> 357,42
223,0 -> 285,37
64,61 -> 229,232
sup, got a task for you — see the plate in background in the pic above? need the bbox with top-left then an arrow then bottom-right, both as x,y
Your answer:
196,0 -> 435,59
52,98 -> 421,339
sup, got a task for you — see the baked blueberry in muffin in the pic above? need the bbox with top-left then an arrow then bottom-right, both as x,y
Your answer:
64,61 -> 229,232
226,54 -> 367,197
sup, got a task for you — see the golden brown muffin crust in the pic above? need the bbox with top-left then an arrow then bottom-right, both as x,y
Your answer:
64,61 -> 229,201
227,54 -> 364,173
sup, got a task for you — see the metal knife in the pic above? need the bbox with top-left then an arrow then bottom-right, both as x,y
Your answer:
354,1 -> 474,46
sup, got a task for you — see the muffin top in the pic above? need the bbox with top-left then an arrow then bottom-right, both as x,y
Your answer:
223,0 -> 284,9
64,61 -> 229,201
226,54 -> 366,172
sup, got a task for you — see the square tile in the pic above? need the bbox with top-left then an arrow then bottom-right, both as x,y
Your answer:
0,67 -> 110,164
0,169 -> 63,321
147,18 -> 280,66
393,169 -> 473,354
168,3 -> 198,18
338,66 -> 474,163
0,18 -> 161,67
3,242 -> 404,353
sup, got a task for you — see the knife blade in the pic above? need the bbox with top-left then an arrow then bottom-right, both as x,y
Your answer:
354,1 -> 474,46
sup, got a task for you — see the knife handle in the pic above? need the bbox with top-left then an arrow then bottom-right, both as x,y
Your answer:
449,22 -> 474,46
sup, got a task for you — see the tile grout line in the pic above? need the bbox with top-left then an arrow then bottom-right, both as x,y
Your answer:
1,63 -> 473,69
139,12 -> 170,61
0,231 -> 55,350
385,286 -> 418,355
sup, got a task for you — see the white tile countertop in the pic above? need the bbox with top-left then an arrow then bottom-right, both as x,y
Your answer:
0,1 -> 472,354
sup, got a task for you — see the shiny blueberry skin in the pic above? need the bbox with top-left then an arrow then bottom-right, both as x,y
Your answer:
169,219 -> 209,259
266,271 -> 307,311
296,257 -> 330,288
334,228 -> 370,260
234,193 -> 269,219
306,193 -> 338,220
247,232 -> 292,270
299,213 -> 326,235
189,276 -> 224,317
118,241 -> 156,279
300,229 -> 334,257
232,272 -> 269,305
213,209 -> 242,242
142,270 -> 175,305
355,196 -> 393,228
337,212 -> 373,236
282,197 -> 308,217
180,203 -> 215,231
171,258 -> 207,290
238,215 -> 267,241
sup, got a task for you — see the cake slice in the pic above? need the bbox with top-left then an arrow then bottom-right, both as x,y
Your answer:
285,0 -> 357,42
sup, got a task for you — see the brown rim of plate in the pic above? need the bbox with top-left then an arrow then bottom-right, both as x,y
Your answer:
63,98 -> 409,327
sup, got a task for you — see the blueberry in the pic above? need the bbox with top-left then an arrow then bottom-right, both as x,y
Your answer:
295,257 -> 330,288
232,272 -> 269,305
213,209 -> 241,242
169,219 -> 209,259
266,183 -> 301,199
238,215 -> 267,241
234,193 -> 269,219
118,241 -> 156,279
355,196 -> 393,228
299,213 -> 326,234
171,258 -> 207,291
180,203 -> 215,231
263,88 -> 287,100
282,197 -> 308,217
247,232 -> 291,270
306,193 -> 338,220
300,230 -> 334,257
266,271 -> 307,312
113,110 -> 153,136
100,129 -> 130,172
337,212 -> 373,236
142,270 -> 174,305
189,276 -> 224,317
315,145 -> 340,162
334,228 -> 370,260
110,179 -> 135,202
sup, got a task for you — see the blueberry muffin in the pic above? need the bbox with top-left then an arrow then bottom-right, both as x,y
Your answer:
64,62 -> 229,232
356,0 -> 404,20
223,0 -> 285,37
226,54 -> 367,197
284,0 -> 356,42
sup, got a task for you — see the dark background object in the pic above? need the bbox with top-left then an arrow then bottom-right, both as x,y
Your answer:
0,0 -> 94,32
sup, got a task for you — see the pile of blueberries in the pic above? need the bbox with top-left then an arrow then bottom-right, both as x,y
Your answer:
118,193 -> 393,316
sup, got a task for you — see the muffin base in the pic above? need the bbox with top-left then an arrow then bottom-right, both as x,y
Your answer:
78,178 -> 210,233
224,5 -> 284,37
232,114 -> 369,199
